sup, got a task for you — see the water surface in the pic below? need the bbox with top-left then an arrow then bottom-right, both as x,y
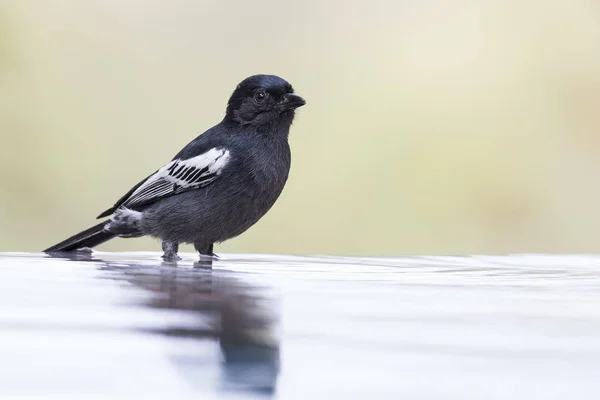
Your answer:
1,252 -> 600,399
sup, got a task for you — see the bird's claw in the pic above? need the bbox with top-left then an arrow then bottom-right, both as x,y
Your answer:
161,253 -> 182,262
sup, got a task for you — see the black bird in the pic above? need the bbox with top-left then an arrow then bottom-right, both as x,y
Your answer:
44,74 -> 306,261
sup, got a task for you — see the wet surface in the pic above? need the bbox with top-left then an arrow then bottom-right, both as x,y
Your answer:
1,252 -> 600,399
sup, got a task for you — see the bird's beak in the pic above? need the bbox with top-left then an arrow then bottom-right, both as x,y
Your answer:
280,93 -> 306,111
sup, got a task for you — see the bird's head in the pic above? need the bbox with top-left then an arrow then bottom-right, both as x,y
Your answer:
224,74 -> 306,130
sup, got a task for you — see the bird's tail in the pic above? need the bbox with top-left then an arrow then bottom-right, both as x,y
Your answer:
44,221 -> 117,253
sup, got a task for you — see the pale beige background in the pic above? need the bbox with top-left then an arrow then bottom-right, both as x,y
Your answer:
1,1 -> 600,255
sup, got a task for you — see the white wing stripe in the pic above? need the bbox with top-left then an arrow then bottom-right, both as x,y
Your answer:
123,148 -> 230,207
128,181 -> 170,205
165,149 -> 230,187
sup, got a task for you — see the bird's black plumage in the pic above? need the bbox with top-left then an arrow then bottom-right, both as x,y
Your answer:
44,74 -> 306,261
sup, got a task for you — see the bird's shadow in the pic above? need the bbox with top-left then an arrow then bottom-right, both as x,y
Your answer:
45,250 -> 281,396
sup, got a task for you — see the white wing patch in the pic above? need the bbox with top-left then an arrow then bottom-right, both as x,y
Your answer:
122,148 -> 231,208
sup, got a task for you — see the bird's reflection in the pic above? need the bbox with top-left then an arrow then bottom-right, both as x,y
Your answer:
45,251 -> 280,396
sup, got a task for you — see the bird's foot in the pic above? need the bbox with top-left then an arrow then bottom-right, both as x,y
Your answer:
194,243 -> 215,268
161,240 -> 181,262
194,253 -> 213,268
195,255 -> 213,268
161,253 -> 182,262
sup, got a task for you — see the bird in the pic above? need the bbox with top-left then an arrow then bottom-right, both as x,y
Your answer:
44,74 -> 306,262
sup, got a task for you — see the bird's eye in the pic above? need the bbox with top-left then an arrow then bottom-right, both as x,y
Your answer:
254,91 -> 266,104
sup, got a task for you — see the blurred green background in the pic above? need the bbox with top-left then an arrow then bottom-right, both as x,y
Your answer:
1,0 -> 600,255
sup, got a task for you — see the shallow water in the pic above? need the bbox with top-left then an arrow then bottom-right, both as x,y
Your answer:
1,252 -> 600,399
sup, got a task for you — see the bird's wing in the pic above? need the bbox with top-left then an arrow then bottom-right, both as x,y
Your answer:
97,148 -> 231,218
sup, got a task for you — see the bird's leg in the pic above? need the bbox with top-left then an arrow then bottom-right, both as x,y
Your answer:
194,242 -> 214,257
194,242 -> 215,267
161,240 -> 181,261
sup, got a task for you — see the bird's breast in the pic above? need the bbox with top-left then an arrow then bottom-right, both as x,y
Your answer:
250,145 -> 290,191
